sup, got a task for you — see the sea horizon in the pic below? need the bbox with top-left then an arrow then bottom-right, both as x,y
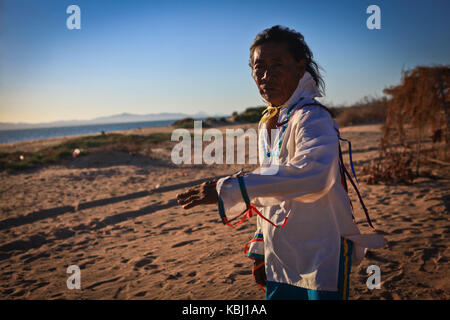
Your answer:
0,119 -> 191,144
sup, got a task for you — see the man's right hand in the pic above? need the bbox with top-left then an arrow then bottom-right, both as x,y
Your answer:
253,258 -> 266,287
176,179 -> 218,209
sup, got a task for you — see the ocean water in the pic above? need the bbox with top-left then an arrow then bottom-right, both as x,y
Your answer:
0,120 -> 179,144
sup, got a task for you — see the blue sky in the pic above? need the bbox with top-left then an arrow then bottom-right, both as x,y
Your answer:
1,0 -> 449,123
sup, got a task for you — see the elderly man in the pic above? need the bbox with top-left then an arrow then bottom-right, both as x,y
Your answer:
177,25 -> 385,300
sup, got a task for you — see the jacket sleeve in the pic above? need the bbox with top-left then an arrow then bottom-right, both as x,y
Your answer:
216,107 -> 339,216
246,217 -> 265,260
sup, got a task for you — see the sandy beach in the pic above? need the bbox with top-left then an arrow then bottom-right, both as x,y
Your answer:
0,123 -> 448,300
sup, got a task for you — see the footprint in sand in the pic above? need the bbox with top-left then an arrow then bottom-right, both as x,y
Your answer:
171,239 -> 199,248
26,252 -> 51,264
113,285 -> 126,299
79,259 -> 96,269
17,279 -> 37,286
85,277 -> 121,290
380,199 -> 391,205
135,291 -> 147,297
418,247 -> 442,272
235,269 -> 252,275
155,221 -> 173,229
30,282 -> 50,292
2,288 -> 14,295
11,289 -> 27,297
236,224 -> 250,231
399,216 -> 412,222
166,272 -> 182,280
183,225 -> 211,234
233,263 -> 252,275
133,253 -> 159,271
53,228 -> 75,240
390,228 -> 407,235
381,268 -> 404,286
160,226 -> 185,235
223,273 -> 236,284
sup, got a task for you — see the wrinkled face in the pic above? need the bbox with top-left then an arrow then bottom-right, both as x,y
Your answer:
251,42 -> 306,106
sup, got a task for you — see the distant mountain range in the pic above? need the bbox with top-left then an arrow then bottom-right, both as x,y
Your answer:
0,111 -> 227,130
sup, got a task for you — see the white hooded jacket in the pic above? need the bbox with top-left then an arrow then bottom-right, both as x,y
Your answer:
216,71 -> 386,291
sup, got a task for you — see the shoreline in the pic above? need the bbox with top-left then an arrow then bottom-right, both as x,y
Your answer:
0,122 -> 383,154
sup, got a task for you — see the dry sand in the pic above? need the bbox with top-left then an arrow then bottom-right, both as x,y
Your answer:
0,123 -> 448,299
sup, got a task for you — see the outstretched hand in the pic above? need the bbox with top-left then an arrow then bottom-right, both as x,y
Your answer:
176,179 -> 218,209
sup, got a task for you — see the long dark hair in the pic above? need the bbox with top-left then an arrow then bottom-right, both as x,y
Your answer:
249,25 -> 325,96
